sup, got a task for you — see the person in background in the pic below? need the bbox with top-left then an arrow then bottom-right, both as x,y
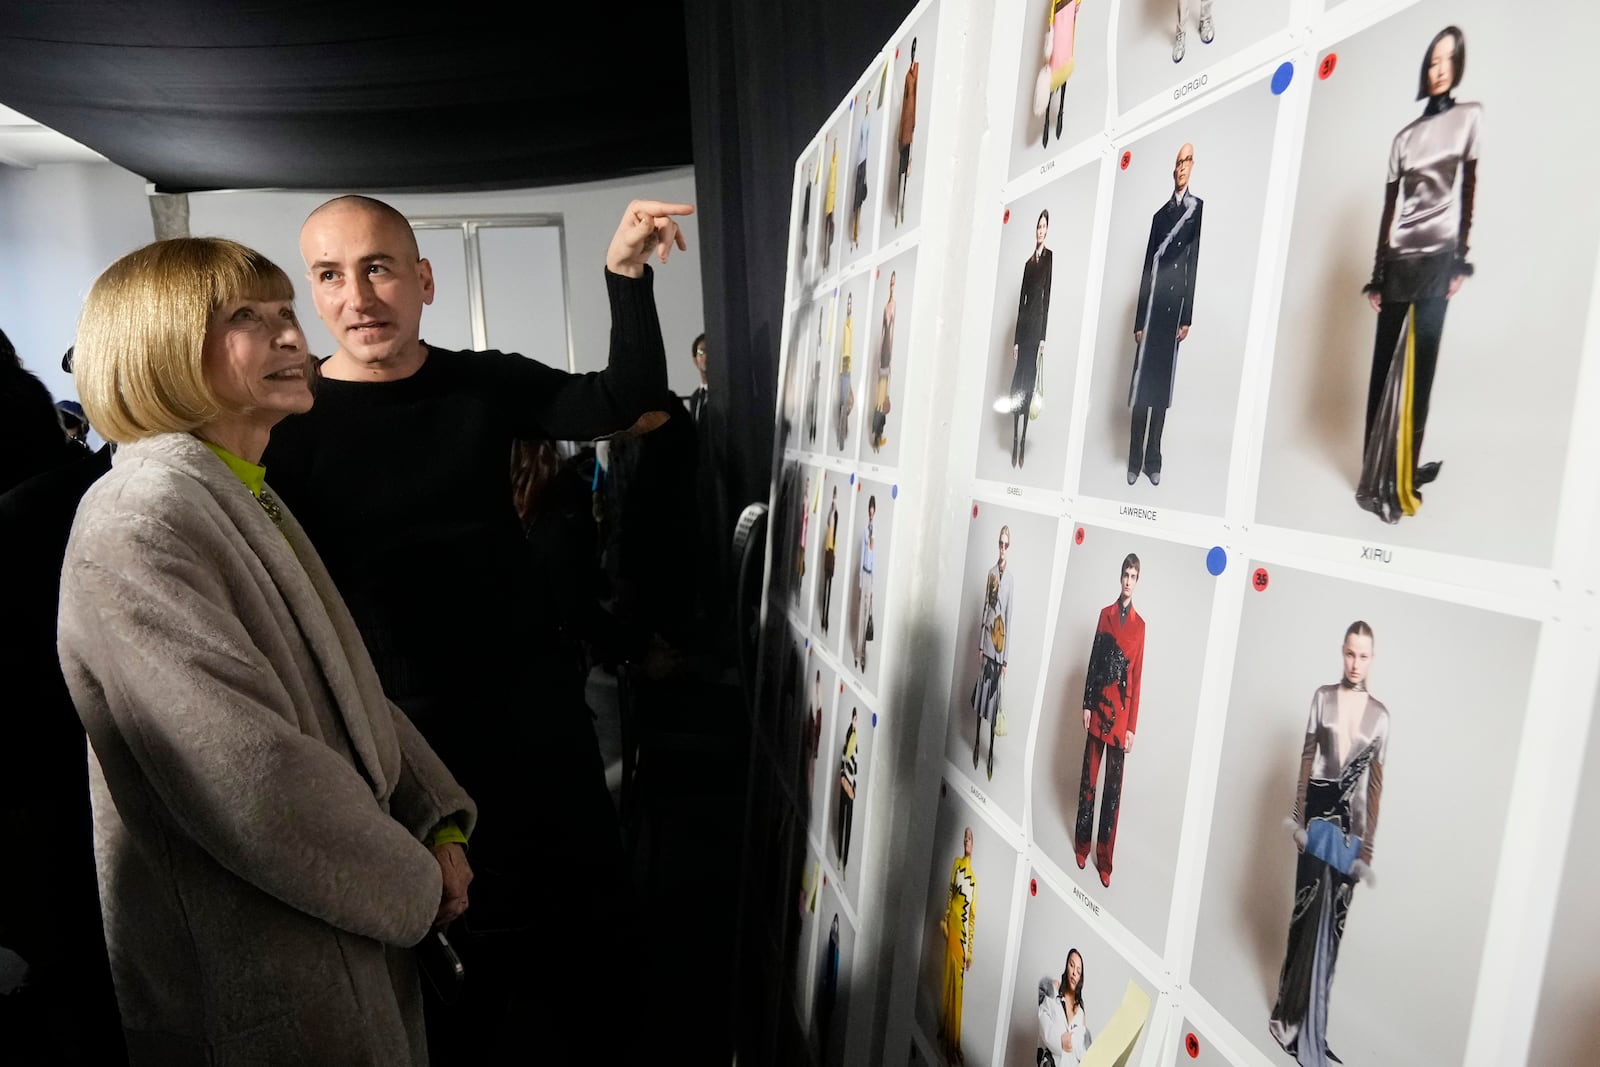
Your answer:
689,332 -> 708,424
262,193 -> 690,1060
0,342 -> 121,1065
0,327 -> 81,494
58,236 -> 476,1065
56,398 -> 92,451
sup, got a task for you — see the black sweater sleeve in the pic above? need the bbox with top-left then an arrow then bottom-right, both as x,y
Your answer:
497,266 -> 670,441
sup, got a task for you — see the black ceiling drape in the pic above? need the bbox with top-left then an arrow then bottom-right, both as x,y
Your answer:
0,3 -> 693,193
683,0 -> 916,528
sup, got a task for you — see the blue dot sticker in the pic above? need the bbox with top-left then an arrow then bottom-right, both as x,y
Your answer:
1270,61 -> 1294,95
849,473 -> 856,485
871,712 -> 878,728
804,638 -> 810,649
891,484 -> 899,499
1206,546 -> 1227,576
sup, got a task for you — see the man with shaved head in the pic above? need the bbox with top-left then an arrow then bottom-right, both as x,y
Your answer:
1126,142 -> 1203,488
263,192 -> 691,1059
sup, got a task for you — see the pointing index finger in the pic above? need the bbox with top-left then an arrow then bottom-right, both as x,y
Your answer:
631,200 -> 695,218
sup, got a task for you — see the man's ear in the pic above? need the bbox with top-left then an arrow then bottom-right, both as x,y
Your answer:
417,257 -> 436,306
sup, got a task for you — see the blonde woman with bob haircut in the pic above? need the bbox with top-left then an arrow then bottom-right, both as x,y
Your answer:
59,237 -> 477,1066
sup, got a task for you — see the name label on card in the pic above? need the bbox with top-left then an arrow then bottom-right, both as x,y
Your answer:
1119,505 -> 1158,522
1039,158 -> 1058,177
1173,73 -> 1210,101
1071,883 -> 1101,917
968,783 -> 989,807
1359,545 -> 1394,565
1007,486 -> 1023,497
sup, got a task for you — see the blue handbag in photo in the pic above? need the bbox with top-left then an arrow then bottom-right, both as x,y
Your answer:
1304,818 -> 1361,875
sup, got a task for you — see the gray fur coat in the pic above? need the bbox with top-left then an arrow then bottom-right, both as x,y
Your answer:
57,433 -> 477,1066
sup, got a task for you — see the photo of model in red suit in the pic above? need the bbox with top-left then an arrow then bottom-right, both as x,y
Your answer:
1075,553 -> 1145,887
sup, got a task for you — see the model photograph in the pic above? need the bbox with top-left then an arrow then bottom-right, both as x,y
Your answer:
813,879 -> 856,1067
1170,0 -> 1214,64
871,274 -> 896,455
1191,564 -> 1540,1067
1038,0 -> 1083,149
1036,948 -> 1091,1065
834,291 -> 856,453
920,792 -> 1015,1067
819,482 -> 841,633
946,504 -> 1057,822
1354,26 -> 1477,525
937,827 -> 978,1065
1004,210 -> 1053,470
850,90 -> 873,254
805,655 -> 838,839
1126,143 -> 1202,487
848,477 -> 897,694
868,247 -> 919,470
893,34 -> 922,228
1011,0 -> 1109,179
1255,0 -> 1597,567
969,525 -> 1014,782
794,467 -> 813,594
1075,554 -> 1145,888
852,495 -> 877,672
807,296 -> 833,450
975,164 -> 1097,489
1004,872 -> 1156,1067
780,309 -> 805,452
1114,0 -> 1286,116
834,706 -> 860,878
824,135 -> 840,270
1267,622 -> 1388,1066
1079,85 -> 1276,514
771,461 -> 800,606
832,692 -> 875,913
1029,530 -> 1211,957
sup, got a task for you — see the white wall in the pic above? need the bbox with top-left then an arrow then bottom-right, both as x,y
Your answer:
0,162 -> 155,406
186,167 -> 707,399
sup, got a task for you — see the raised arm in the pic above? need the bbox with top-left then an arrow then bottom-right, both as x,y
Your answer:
504,199 -> 692,441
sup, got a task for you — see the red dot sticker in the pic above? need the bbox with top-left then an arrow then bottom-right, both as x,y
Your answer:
1074,527 -> 1085,545
1120,151 -> 1132,170
839,682 -> 845,694
1319,52 -> 1338,80
1030,878 -> 1038,896
1186,1032 -> 1201,1058
1003,208 -> 1011,223
1252,567 -> 1270,591
875,269 -> 880,279
972,504 -> 980,518
857,481 -> 862,492
895,47 -> 900,59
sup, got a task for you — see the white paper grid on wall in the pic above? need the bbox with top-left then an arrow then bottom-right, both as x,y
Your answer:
749,2 -> 1600,1065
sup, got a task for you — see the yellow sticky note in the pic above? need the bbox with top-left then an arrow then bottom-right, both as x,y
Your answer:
1080,979 -> 1152,1067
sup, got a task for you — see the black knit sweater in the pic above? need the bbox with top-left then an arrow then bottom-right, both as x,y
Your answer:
263,267 -> 668,721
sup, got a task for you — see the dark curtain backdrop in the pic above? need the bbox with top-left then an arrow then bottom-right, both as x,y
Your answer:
683,0 -> 917,532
